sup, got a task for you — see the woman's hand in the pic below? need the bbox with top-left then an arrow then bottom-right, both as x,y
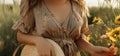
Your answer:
35,37 -> 55,56
91,46 -> 110,56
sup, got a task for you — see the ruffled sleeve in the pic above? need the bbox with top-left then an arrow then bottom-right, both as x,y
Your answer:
72,1 -> 89,39
12,0 -> 35,34
81,16 -> 89,36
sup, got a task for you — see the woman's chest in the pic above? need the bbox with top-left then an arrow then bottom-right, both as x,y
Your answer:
35,14 -> 83,39
33,3 -> 84,39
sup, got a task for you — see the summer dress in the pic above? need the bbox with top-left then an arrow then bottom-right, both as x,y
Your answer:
12,0 -> 89,56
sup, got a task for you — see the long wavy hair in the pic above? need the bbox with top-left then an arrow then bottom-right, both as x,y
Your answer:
22,0 -> 89,17
77,0 -> 89,16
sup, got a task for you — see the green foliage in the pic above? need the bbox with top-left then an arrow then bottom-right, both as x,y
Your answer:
0,4 -> 19,56
87,7 -> 120,56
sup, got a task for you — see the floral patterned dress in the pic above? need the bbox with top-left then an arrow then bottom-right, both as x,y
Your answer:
12,0 -> 89,56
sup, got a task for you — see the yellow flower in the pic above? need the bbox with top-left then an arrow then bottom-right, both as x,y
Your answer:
115,27 -> 120,30
115,15 -> 120,24
107,27 -> 120,42
107,31 -> 116,42
92,17 -> 102,24
86,35 -> 91,41
106,28 -> 112,33
109,36 -> 116,42
114,27 -> 120,37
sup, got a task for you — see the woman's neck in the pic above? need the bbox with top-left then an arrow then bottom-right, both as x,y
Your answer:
44,0 -> 68,6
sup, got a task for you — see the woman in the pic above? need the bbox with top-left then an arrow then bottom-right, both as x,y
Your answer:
12,0 -> 111,56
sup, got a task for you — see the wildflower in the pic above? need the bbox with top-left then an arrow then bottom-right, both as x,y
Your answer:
112,27 -> 120,37
109,36 -> 116,42
107,31 -> 116,42
107,27 -> 120,42
106,28 -> 112,33
100,34 -> 108,39
115,27 -> 120,31
86,35 -> 91,41
115,15 -> 120,24
92,17 -> 102,24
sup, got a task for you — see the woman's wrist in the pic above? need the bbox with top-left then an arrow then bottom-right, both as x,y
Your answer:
89,46 -> 96,54
90,46 -> 103,54
34,36 -> 45,46
91,46 -> 111,55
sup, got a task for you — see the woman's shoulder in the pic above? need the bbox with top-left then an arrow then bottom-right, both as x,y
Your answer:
20,0 -> 43,16
72,0 -> 89,17
33,3 -> 47,20
71,1 -> 81,13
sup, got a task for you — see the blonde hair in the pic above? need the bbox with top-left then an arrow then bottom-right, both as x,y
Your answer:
20,0 -> 89,33
77,0 -> 89,17
22,0 -> 89,17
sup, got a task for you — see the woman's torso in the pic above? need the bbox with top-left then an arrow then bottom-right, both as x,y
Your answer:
32,1 -> 84,56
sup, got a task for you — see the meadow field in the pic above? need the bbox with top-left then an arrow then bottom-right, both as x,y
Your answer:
0,0 -> 120,56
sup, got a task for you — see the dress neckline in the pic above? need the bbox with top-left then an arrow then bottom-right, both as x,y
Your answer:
43,1 -> 73,28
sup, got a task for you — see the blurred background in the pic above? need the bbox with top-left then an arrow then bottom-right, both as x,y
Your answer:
0,0 -> 120,56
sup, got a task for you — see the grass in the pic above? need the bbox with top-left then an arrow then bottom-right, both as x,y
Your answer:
0,4 -> 19,56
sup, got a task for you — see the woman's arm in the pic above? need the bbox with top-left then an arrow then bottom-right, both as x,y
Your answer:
17,31 -> 45,45
76,34 -> 110,56
76,35 -> 95,54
